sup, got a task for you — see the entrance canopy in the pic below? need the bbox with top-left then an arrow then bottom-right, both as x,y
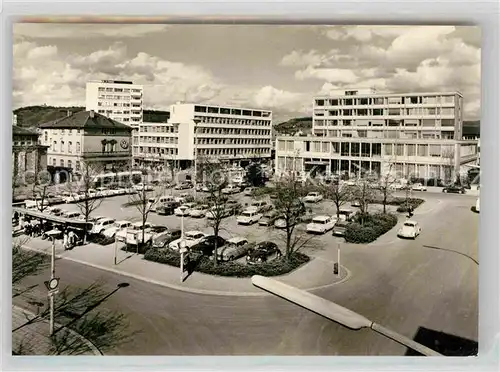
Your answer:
13,207 -> 93,231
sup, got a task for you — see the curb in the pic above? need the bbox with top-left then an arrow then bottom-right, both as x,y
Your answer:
12,305 -> 103,356
21,244 -> 351,297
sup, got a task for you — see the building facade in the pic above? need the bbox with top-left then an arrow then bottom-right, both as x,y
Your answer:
39,110 -> 133,174
135,102 -> 273,168
12,126 -> 48,185
275,89 -> 478,182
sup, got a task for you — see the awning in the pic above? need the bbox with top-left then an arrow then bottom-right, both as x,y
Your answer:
13,207 -> 93,230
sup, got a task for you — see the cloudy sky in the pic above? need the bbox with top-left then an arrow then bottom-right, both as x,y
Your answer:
13,23 -> 481,122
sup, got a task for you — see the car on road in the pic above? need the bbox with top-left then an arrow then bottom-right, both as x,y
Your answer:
306,215 -> 337,234
249,200 -> 272,214
151,228 -> 182,249
332,220 -> 349,237
442,184 -> 466,194
411,183 -> 427,191
237,208 -> 263,225
189,204 -> 209,218
191,235 -> 227,256
222,184 -> 240,195
246,241 -> 282,264
259,210 -> 279,226
174,202 -> 197,216
174,182 -> 193,190
397,220 -> 421,239
102,220 -> 132,239
216,237 -> 250,262
303,192 -> 323,203
116,221 -> 153,242
91,217 -> 116,235
168,231 -> 207,251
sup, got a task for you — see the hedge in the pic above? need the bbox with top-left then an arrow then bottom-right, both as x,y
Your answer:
345,213 -> 398,244
121,243 -> 151,255
396,198 -> 425,212
143,248 -> 310,278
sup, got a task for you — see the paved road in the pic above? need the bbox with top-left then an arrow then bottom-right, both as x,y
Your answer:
14,191 -> 478,355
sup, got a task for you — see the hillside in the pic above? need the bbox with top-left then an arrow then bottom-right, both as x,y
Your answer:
13,105 -> 170,127
274,117 -> 480,136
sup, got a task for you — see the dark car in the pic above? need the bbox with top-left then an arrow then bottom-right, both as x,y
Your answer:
442,185 -> 466,194
190,235 -> 227,256
156,202 -> 178,215
246,241 -> 281,264
332,220 -> 349,236
151,228 -> 182,248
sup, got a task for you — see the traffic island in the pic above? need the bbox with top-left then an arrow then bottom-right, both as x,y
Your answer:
344,213 -> 398,244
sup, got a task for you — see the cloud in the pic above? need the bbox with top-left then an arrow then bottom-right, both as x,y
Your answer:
295,66 -> 358,84
13,23 -> 170,39
280,50 -> 329,67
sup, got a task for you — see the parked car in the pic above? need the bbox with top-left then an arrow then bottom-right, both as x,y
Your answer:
246,241 -> 281,264
389,183 -> 406,191
475,197 -> 480,213
116,221 -> 153,242
206,205 -> 233,220
174,202 -> 197,216
332,220 -> 349,237
103,220 -> 131,239
46,207 -> 64,217
168,231 -> 207,251
46,193 -> 64,205
306,215 -> 337,234
259,210 -> 279,226
191,235 -> 227,256
189,204 -> 209,218
130,225 -> 170,247
442,184 -> 466,194
95,187 -> 112,197
216,237 -> 250,261
397,220 -> 421,239
151,228 -> 182,249
249,200 -> 272,213
222,184 -> 240,195
156,202 -> 178,216
174,182 -> 193,190
237,208 -> 263,225
134,183 -> 154,192
243,187 -> 255,196
62,211 -> 83,220
303,192 -> 323,203
338,208 -> 358,222
195,184 -> 205,192
411,183 -> 427,191
226,199 -> 243,215
351,200 -> 361,208
91,217 -> 116,235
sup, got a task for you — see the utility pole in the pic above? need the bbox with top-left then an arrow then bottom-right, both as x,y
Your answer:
44,233 -> 60,336
337,242 -> 341,278
193,119 -> 200,200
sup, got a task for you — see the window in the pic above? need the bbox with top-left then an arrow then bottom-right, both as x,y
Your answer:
373,97 -> 384,105
316,99 -> 325,106
53,141 -> 57,152
60,141 -> 64,152
395,144 -> 404,156
361,143 -> 370,157
418,145 -> 428,157
60,159 -> 64,167
67,141 -> 72,153
373,109 -> 383,116
52,158 -> 56,166
407,144 -> 416,156
358,109 -> 368,116
441,119 -> 455,127
44,131 -> 48,141
429,145 -> 441,157
68,160 -> 72,169
357,130 -> 367,138
341,142 -> 350,156
331,142 -> 339,154
384,144 -> 393,156
371,143 -> 381,156
322,142 -> 329,152
388,108 -> 400,116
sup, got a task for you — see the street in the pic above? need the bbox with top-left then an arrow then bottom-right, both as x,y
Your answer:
13,189 -> 478,355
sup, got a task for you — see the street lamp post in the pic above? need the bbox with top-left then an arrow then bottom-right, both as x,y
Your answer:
44,231 -> 61,336
179,205 -> 188,282
193,119 -> 201,200
251,275 -> 442,357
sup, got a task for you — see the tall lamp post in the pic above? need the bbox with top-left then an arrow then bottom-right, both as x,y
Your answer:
193,119 -> 201,200
252,275 -> 442,357
179,205 -> 188,282
44,231 -> 61,336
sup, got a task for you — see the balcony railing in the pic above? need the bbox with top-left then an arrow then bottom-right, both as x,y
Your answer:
81,151 -> 131,158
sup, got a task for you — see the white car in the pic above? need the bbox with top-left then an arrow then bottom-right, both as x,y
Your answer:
306,215 -> 337,234
168,231 -> 207,251
62,211 -> 82,220
102,220 -> 132,238
134,183 -> 154,192
175,193 -> 190,204
63,193 -> 79,203
274,218 -> 287,229
190,204 -> 209,218
390,183 -> 406,191
222,184 -> 240,195
116,221 -> 153,242
174,202 -> 197,216
46,207 -> 64,217
236,208 -> 263,225
149,195 -> 175,212
91,217 -> 116,235
303,192 -> 323,203
411,183 -> 427,191
397,220 -> 421,239
475,197 -> 480,213
351,200 -> 361,208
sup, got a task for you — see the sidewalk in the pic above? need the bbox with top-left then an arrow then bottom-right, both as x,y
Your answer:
12,306 -> 102,356
18,236 -> 350,297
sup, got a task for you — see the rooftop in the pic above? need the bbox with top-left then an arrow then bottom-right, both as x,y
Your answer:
39,111 -> 133,130
12,126 -> 38,136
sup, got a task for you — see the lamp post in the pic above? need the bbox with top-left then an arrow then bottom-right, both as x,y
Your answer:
193,119 -> 201,200
179,205 -> 188,282
251,275 -> 442,357
44,231 -> 61,336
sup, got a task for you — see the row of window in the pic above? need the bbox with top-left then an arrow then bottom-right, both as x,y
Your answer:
193,116 -> 271,126
193,106 -> 271,117
138,147 -> 269,157
197,128 -> 271,136
51,140 -> 81,153
315,107 -> 456,117
314,118 -> 456,127
139,136 -> 179,144
315,95 -> 456,107
49,158 -> 80,170
97,87 -> 142,93
311,129 -> 456,140
196,138 -> 270,146
97,102 -> 142,108
139,125 -> 178,133
45,129 -> 81,137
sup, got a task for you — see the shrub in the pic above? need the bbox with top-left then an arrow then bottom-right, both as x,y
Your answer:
143,248 -> 310,278
121,243 -> 151,255
396,198 -> 425,212
122,200 -> 143,208
345,213 -> 398,244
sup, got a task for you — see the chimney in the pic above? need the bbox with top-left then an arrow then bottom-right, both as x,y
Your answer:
89,110 -> 95,118
67,110 -> 72,117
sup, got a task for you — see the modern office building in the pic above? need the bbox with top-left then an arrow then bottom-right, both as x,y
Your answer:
12,125 -> 48,186
135,102 -> 273,169
275,89 -> 479,182
39,110 -> 133,174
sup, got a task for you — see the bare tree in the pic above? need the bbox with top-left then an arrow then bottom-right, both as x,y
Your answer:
378,162 -> 398,214
12,241 -> 136,355
442,148 -> 456,185
66,161 -> 105,243
270,174 -> 312,261
199,158 -> 230,266
352,176 -> 376,226
319,179 -> 352,219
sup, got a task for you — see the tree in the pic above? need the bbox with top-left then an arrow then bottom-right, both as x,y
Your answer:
352,176 -> 376,226
66,162 -> 105,243
246,163 -> 265,187
27,170 -> 53,213
318,179 -> 351,219
270,174 -> 311,261
12,239 -> 136,355
442,147 -> 456,185
199,158 -> 230,266
378,162 -> 398,214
